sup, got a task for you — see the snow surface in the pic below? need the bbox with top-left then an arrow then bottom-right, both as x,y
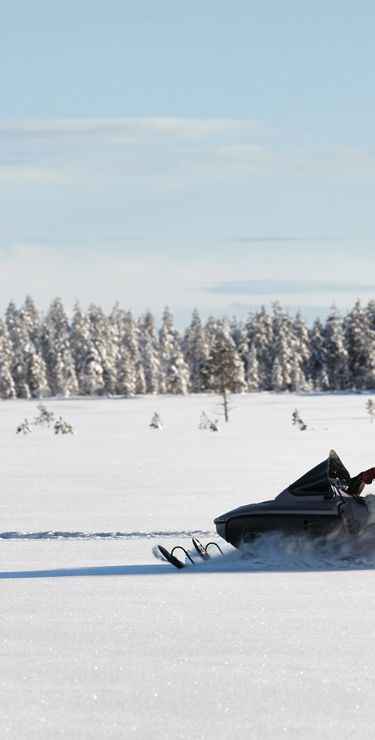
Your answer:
2,393 -> 375,739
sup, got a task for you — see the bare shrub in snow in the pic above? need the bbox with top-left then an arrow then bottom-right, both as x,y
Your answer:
34,404 -> 55,427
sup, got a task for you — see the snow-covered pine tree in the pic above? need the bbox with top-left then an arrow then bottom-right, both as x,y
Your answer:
159,307 -> 190,394
182,309 -> 210,393
116,344 -> 135,396
289,356 -> 309,393
291,312 -> 311,391
323,305 -> 349,390
246,344 -> 260,391
270,303 -> 293,391
204,315 -> 220,350
230,318 -> 249,370
307,319 -> 329,391
88,304 -> 117,395
25,348 -> 50,398
23,295 -> 42,351
247,306 -> 273,390
125,311 -> 146,394
0,318 -> 16,398
42,298 -> 78,397
138,311 -> 161,394
70,303 -> 93,395
79,347 -> 105,395
366,300 -> 375,333
114,309 -> 143,396
271,357 -> 284,392
110,306 -> 134,396
365,301 -> 375,388
6,301 -> 31,398
20,296 -> 50,397
344,300 -> 375,390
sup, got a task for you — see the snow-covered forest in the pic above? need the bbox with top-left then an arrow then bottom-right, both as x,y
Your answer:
1,296 -> 375,399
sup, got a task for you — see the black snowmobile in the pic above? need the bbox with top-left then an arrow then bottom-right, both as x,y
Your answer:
214,450 -> 371,548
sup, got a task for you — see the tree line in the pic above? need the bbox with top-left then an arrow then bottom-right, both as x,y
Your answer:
0,297 -> 374,399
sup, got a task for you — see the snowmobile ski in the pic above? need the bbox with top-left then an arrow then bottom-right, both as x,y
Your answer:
192,537 -> 223,559
156,544 -> 195,569
155,539 -> 224,569
192,537 -> 210,559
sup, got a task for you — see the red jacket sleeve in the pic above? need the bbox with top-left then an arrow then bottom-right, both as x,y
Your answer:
361,468 -> 375,484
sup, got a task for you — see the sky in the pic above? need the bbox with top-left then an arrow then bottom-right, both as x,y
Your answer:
1,0 -> 375,326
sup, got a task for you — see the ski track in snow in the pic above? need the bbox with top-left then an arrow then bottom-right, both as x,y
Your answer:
0,528 -> 214,541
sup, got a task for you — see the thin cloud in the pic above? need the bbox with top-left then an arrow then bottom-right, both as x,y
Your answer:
202,279 -> 375,295
196,144 -> 272,163
0,117 -> 260,142
2,118 -> 375,188
229,236 -> 375,243
0,117 -> 266,186
0,162 -> 64,184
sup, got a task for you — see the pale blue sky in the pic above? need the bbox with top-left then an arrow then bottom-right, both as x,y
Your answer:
1,0 -> 375,324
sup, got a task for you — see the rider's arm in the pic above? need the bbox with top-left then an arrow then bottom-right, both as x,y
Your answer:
348,467 -> 375,497
361,467 -> 375,485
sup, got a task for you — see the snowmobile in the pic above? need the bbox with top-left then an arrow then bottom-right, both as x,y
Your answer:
214,449 -> 371,548
155,451 -> 374,568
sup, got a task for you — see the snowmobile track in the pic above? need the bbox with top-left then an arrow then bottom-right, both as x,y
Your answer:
0,529 -> 214,541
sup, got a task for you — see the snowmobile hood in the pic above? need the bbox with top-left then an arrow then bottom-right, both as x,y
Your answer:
288,449 -> 350,497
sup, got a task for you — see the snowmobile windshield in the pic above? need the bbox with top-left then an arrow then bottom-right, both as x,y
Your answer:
289,450 -> 350,498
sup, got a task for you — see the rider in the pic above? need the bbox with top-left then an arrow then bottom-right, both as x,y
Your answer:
348,467 -> 375,497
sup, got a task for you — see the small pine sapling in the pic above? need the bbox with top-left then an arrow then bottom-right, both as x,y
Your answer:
292,408 -> 307,431
150,412 -> 163,429
366,398 -> 375,423
199,411 -> 210,430
291,409 -> 299,426
199,411 -> 219,431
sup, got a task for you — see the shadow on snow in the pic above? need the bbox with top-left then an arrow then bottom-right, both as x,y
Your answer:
1,558 -> 375,579
3,530 -> 375,578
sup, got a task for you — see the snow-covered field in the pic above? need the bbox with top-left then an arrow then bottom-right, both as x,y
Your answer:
2,393 -> 375,739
